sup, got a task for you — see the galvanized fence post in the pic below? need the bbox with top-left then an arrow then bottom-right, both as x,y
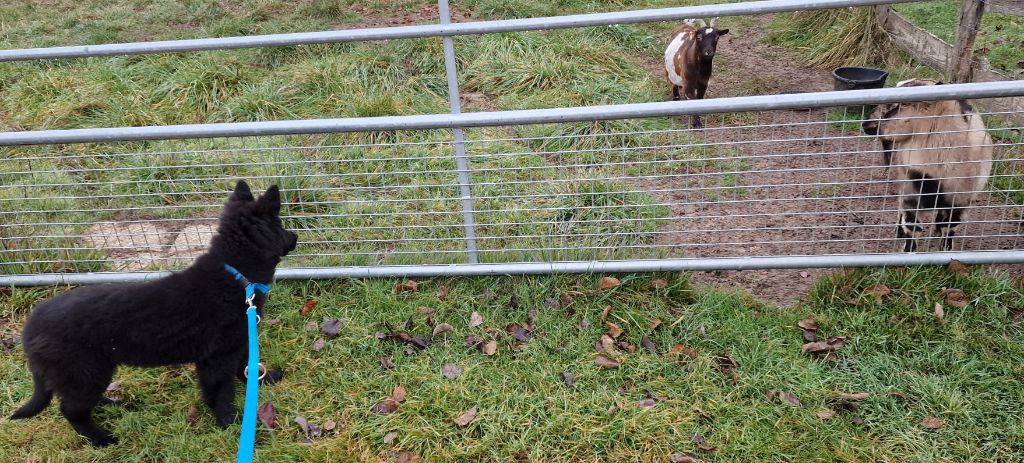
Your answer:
438,0 -> 480,264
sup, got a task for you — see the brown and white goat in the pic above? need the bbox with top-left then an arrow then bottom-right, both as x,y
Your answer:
862,79 -> 993,252
664,18 -> 728,128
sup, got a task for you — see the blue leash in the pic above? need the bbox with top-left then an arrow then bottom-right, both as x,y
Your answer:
225,264 -> 271,463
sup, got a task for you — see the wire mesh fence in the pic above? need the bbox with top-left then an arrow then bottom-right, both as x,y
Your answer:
3,97 -> 1022,278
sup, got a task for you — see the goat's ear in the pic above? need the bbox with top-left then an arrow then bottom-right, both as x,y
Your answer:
718,28 -> 729,35
230,180 -> 255,202
258,185 -> 282,216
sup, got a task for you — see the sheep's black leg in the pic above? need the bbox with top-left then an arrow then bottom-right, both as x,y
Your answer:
897,203 -> 922,252
935,207 -> 964,251
671,85 -> 680,102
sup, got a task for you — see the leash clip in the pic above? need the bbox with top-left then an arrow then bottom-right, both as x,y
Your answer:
243,363 -> 267,380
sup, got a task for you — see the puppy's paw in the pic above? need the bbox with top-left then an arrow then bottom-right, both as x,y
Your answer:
89,433 -> 119,447
260,369 -> 285,385
214,409 -> 239,428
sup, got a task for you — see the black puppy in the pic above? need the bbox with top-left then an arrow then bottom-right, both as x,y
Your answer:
10,180 -> 297,447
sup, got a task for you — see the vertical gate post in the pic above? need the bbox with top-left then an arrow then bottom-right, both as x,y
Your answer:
949,0 -> 986,83
438,0 -> 480,264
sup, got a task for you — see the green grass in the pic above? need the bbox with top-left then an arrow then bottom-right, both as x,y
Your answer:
2,268 -> 1024,461
894,1 -> 1024,78
0,0 -> 757,275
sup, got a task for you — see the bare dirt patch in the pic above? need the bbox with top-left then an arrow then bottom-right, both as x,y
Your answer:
82,219 -> 218,271
339,3 -> 479,30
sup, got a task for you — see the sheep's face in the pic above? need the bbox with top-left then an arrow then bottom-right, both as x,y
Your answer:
863,80 -> 941,142
696,28 -> 728,59
863,103 -> 917,143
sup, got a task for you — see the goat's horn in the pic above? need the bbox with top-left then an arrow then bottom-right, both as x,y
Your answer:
695,18 -> 706,28
709,17 -> 718,27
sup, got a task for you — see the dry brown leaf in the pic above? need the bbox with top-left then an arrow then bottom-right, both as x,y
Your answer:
432,323 -> 454,337
802,340 -> 842,354
773,390 -> 803,408
801,329 -> 817,342
600,305 -> 612,322
481,340 -> 497,356
649,318 -> 663,330
651,278 -> 668,289
934,302 -> 945,321
186,405 -> 201,425
693,406 -> 711,421
320,319 -> 343,337
323,420 -> 336,431
595,354 -> 620,368
561,371 -> 575,386
437,285 -> 449,301
670,452 -> 701,463
380,357 -> 395,370
637,398 -> 657,409
304,321 -> 318,331
453,406 -> 477,427
383,431 -> 398,445
392,385 -> 407,403
797,315 -> 818,331
863,284 -> 891,303
394,280 -> 418,294
312,338 -> 326,352
606,322 -> 623,339
697,444 -> 719,453
599,276 -> 621,290
670,344 -> 698,359
372,398 -> 400,415
598,335 -> 616,353
300,298 -> 318,317
922,417 -> 945,429
947,259 -> 969,276
441,363 -> 462,379
836,392 -> 870,401
815,409 -> 836,419
391,449 -> 421,463
469,311 -> 483,328
940,288 -> 969,308
640,337 -> 657,353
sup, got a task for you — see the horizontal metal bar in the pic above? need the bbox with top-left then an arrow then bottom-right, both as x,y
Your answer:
3,251 -> 1022,285
1,81 -> 1022,146
0,0 -> 926,62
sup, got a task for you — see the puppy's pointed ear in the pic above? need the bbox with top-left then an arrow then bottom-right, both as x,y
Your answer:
258,185 -> 282,216
230,180 -> 255,202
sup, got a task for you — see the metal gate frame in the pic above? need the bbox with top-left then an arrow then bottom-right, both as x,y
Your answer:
1,0 -> 1023,285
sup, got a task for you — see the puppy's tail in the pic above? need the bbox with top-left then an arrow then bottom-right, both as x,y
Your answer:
10,374 -> 52,419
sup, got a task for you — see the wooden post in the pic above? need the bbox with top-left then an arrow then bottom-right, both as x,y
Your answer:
949,0 -> 986,83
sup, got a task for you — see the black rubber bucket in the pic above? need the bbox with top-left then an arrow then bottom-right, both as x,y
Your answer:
832,67 -> 889,117
832,67 -> 889,91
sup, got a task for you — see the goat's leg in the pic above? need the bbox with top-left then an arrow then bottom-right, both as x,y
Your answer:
897,196 -> 925,252
935,207 -> 965,251
690,85 -> 707,128
671,85 -> 681,102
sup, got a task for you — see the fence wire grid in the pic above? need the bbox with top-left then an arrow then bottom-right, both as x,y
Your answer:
2,100 -> 1022,277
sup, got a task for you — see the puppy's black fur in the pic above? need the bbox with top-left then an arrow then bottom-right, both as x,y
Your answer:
10,181 -> 297,447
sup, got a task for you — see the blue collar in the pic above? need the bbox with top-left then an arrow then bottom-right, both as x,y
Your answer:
224,264 -> 272,303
